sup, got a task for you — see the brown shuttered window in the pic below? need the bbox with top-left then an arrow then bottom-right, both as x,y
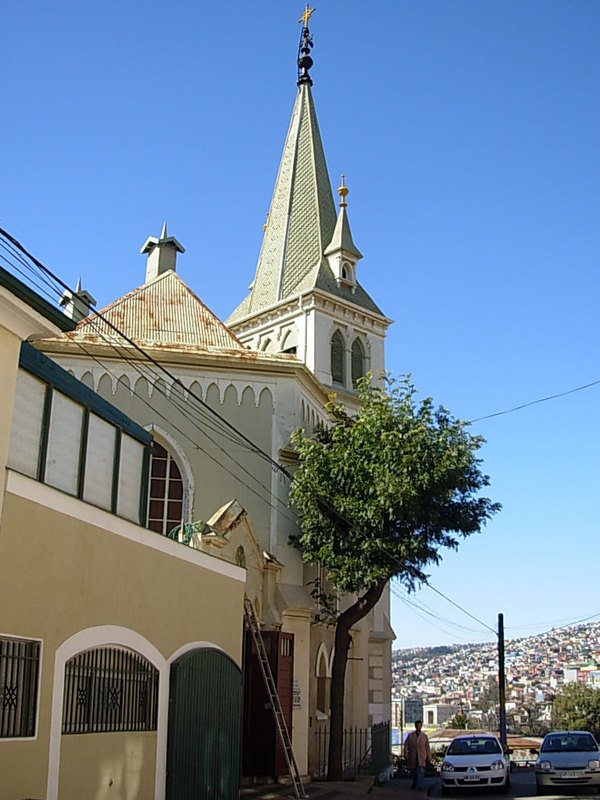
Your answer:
351,338 -> 365,388
331,330 -> 345,386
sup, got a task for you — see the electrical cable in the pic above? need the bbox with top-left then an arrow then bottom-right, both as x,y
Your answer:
0,226 -> 293,480
469,380 -> 600,424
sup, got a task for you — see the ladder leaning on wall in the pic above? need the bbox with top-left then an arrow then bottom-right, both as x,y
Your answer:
243,596 -> 307,799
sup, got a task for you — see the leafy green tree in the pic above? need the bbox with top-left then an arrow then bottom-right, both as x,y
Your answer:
290,375 -> 500,780
448,712 -> 470,729
552,682 -> 600,731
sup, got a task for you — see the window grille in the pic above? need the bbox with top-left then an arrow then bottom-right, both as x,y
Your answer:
351,338 -> 365,388
62,647 -> 158,734
147,443 -> 184,536
331,331 -> 345,386
0,637 -> 40,738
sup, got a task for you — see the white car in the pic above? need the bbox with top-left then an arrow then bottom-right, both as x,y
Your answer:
535,730 -> 600,794
440,734 -> 510,795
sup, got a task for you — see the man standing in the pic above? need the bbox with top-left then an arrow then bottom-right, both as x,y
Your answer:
404,719 -> 431,792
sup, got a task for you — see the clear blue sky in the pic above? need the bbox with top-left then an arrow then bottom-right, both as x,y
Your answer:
3,1 -> 599,649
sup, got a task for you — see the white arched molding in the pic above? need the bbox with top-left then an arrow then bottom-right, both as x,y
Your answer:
315,642 -> 333,720
145,424 -> 195,523
46,626 -> 169,800
316,641 -> 331,679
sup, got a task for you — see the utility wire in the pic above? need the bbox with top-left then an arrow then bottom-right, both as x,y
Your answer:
0,225 -> 294,480
469,380 -> 600,423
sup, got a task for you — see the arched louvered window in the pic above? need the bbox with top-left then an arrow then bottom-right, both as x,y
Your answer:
351,338 -> 365,388
331,330 -> 345,386
147,442 -> 183,536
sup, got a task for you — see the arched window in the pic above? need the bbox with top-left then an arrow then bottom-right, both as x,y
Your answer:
147,442 -> 184,536
316,644 -> 331,718
351,338 -> 365,388
331,330 -> 345,386
62,646 -> 158,733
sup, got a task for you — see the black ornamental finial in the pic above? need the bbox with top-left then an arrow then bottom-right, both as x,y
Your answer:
297,5 -> 316,86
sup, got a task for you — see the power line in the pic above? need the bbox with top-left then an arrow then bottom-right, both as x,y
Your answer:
0,225 -> 294,480
469,382 -> 600,423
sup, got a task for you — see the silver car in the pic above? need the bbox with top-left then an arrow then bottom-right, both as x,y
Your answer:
535,730 -> 600,794
440,734 -> 510,795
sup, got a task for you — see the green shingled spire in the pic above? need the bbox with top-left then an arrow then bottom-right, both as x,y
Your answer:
228,11 -> 384,326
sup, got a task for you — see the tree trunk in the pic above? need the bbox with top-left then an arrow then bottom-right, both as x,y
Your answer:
327,578 -> 387,781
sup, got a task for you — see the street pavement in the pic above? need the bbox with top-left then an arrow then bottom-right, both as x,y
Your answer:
240,767 -> 590,800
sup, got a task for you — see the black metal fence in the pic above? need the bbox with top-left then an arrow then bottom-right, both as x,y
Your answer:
0,637 -> 40,738
314,722 -> 391,779
62,646 -> 159,734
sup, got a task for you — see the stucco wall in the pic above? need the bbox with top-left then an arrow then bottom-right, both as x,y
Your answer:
60,732 -> 157,800
0,484 -> 245,800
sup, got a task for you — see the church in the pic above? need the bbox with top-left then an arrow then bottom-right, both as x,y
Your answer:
6,9 -> 394,795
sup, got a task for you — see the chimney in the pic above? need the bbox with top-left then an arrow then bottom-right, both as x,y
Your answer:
59,277 -> 97,323
141,222 -> 185,283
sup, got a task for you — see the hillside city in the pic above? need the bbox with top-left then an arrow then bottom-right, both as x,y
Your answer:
392,620 -> 600,735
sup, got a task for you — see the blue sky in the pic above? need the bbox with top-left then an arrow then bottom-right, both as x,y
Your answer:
3,1 -> 599,649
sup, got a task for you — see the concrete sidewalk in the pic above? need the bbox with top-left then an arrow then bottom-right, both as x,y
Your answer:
241,775 -> 436,799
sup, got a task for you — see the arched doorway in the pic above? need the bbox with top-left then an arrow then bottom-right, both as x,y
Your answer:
166,648 -> 242,800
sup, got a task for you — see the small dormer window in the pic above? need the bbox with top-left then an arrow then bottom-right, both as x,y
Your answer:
341,265 -> 348,280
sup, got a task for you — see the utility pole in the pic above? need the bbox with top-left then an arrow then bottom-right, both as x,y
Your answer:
498,612 -> 507,749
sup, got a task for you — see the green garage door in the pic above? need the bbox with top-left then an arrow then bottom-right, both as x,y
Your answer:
166,648 -> 242,800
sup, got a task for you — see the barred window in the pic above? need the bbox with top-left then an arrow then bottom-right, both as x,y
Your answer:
147,442 -> 184,536
62,647 -> 158,734
0,636 -> 40,738
330,330 -> 345,386
351,338 -> 365,388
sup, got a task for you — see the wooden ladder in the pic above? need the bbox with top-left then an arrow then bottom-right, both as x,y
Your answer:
243,597 -> 307,799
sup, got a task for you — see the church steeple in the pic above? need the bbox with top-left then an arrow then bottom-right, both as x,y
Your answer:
228,9 -> 337,319
227,10 -> 390,389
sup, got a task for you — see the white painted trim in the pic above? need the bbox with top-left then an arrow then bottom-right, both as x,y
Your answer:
6,469 -> 245,583
46,626 -> 168,800
168,640 -> 238,667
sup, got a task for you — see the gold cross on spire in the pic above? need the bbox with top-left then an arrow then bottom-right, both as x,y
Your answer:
299,4 -> 316,28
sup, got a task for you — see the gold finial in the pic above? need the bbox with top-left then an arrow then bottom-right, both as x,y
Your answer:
337,174 -> 349,208
299,4 -> 316,28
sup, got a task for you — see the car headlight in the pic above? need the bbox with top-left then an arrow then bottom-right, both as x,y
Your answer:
538,760 -> 552,771
442,761 -> 454,772
491,760 -> 506,771
588,760 -> 600,771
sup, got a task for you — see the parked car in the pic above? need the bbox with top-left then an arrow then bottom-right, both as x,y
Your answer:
535,730 -> 600,794
440,734 -> 510,795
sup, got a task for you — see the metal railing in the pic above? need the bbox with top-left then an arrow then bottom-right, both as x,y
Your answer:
314,722 -> 391,779
0,637 -> 40,738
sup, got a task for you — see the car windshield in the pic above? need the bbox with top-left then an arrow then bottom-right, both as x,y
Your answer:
447,738 -> 501,756
541,734 -> 598,753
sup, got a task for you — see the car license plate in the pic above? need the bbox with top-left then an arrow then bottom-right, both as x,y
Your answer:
560,771 -> 582,779
464,775 -> 480,781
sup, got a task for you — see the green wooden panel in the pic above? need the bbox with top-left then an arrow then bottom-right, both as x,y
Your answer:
166,648 -> 242,800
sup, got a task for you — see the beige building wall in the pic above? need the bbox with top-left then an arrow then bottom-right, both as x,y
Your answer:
0,478 -> 245,800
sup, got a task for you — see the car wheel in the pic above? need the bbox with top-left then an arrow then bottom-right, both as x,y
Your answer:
536,784 -> 547,795
500,778 -> 511,794
441,787 -> 451,797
